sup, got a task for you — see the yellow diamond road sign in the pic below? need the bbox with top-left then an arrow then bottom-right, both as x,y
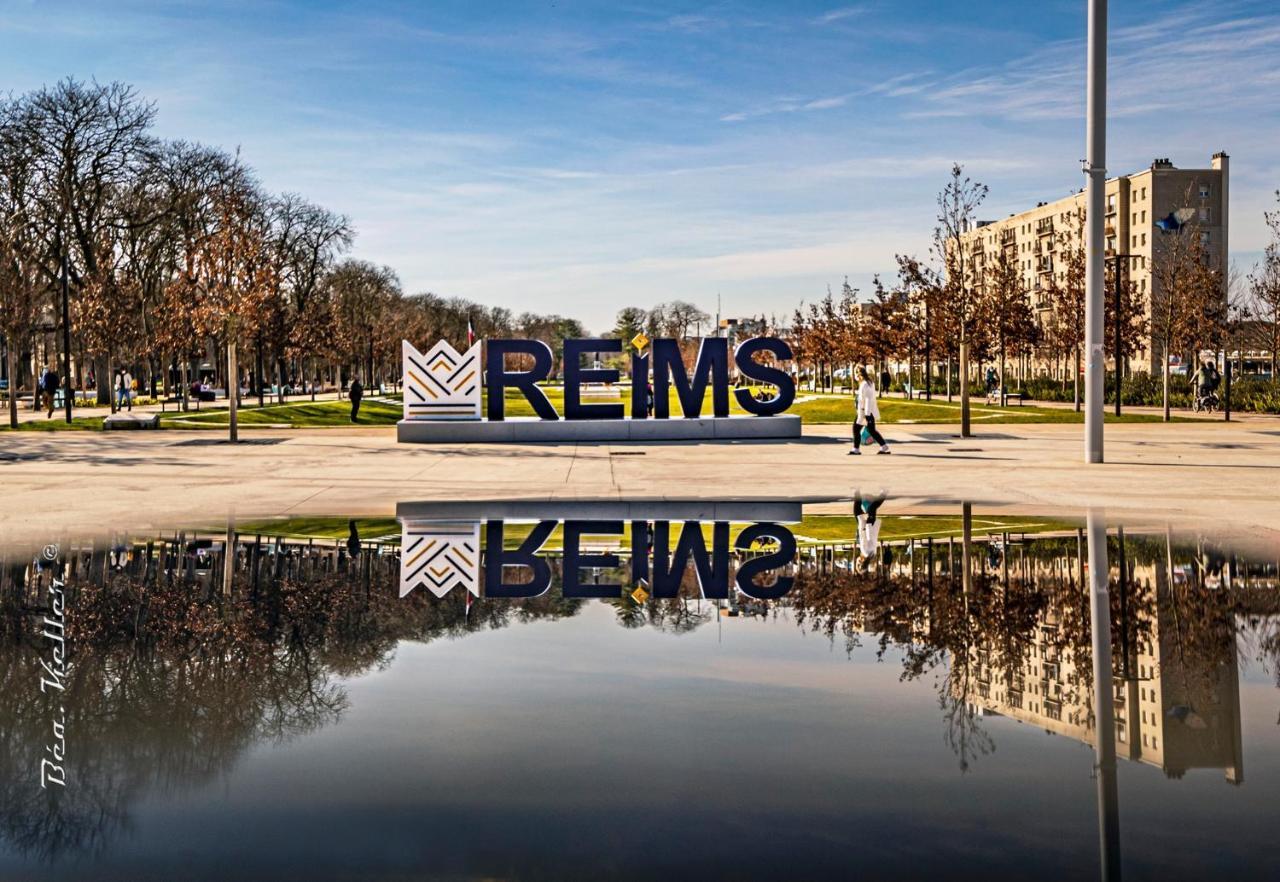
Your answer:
630,332 -> 650,352
631,584 -> 650,604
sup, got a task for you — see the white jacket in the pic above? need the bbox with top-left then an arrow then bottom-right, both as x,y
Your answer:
856,379 -> 880,421
857,514 -> 881,558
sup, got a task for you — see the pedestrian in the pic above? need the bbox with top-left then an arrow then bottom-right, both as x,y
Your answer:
1191,355 -> 1221,411
849,366 -> 890,455
879,366 -> 892,396
347,520 -> 361,560
40,363 -> 58,418
349,377 -> 364,422
645,381 -> 655,417
116,369 -> 132,411
985,366 -> 999,405
855,494 -> 884,563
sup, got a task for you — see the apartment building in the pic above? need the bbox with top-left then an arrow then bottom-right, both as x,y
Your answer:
961,153 -> 1229,373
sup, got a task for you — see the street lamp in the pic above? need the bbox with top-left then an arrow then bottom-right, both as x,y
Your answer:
1083,0 -> 1108,463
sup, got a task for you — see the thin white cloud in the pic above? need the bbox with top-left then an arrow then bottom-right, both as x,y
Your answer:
812,6 -> 867,26
915,6 -> 1280,122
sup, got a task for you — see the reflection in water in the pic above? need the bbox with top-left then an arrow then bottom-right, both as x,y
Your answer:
0,537 -> 580,864
0,505 -> 1277,876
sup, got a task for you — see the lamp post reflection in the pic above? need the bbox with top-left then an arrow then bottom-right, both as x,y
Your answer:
1087,508 -> 1121,882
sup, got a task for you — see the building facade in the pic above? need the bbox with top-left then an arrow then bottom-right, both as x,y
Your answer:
961,153 -> 1229,374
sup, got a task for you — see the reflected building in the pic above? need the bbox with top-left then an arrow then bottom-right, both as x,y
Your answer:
962,546 -> 1245,784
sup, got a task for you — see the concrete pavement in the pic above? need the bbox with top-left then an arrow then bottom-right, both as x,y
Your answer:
2,420 -> 1279,548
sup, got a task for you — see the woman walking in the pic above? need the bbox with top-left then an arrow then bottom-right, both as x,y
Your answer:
850,366 -> 890,455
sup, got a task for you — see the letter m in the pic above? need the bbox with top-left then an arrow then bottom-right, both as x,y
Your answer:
652,338 -> 729,418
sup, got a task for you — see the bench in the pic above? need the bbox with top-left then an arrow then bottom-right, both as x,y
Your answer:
104,412 -> 160,430
1001,388 -> 1027,406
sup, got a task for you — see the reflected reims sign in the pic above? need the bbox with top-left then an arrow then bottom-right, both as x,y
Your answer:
402,336 -> 795,422
400,518 -> 796,601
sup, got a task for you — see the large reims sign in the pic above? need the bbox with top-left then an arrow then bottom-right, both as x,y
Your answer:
402,336 -> 796,422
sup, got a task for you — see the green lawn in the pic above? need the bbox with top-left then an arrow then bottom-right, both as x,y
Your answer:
800,395 -> 1183,424
6,415 -> 109,431
234,516 -> 402,540
2,386 -> 1190,431
161,399 -> 404,428
233,513 -> 1077,547
161,387 -> 1182,428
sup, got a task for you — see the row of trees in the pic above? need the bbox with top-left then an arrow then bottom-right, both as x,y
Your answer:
0,79 -> 587,435
0,79 -> 361,435
786,164 -> 1240,427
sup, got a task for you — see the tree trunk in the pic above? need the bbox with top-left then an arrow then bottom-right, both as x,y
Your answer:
999,338 -> 1006,406
228,338 -> 239,444
946,356 -> 952,401
1162,354 -> 1171,422
107,353 -> 117,414
6,344 -> 17,429
256,339 -> 265,408
95,355 -> 110,406
1073,347 -> 1081,412
925,341 -> 932,400
960,341 -> 971,437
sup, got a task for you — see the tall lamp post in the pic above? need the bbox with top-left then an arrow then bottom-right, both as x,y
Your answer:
1084,0 -> 1108,463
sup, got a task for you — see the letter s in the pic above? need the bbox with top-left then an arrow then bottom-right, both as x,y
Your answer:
734,338 -> 795,416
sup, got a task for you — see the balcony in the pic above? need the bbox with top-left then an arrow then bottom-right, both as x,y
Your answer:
1036,219 -> 1055,237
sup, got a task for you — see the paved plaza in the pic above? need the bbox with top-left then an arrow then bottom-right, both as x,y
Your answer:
1,420 -> 1277,548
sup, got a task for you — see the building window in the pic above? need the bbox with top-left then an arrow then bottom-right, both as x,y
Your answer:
1199,207 -> 1210,222
1201,231 -> 1211,247
1200,184 -> 1210,199
1141,233 -> 1146,246
1141,210 -> 1146,222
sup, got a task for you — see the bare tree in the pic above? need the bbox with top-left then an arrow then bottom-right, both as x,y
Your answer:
0,98 -> 46,428
328,259 -> 401,388
269,194 -> 353,401
1248,190 -> 1280,377
20,79 -> 156,405
192,159 -> 276,442
1150,186 -> 1225,420
980,245 -> 1037,399
896,254 -> 945,399
935,164 -> 988,436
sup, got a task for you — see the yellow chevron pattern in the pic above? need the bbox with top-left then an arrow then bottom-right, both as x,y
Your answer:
402,339 -> 482,421
399,521 -> 481,598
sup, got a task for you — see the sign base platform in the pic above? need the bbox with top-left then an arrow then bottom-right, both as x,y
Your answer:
397,414 -> 801,444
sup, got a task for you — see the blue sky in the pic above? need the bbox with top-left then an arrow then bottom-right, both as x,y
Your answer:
3,0 -> 1278,330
